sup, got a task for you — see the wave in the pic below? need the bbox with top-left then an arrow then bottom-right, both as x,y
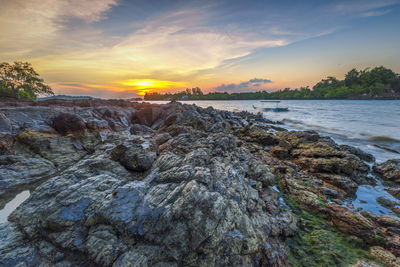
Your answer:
372,144 -> 400,154
282,118 -> 400,155
360,133 -> 400,143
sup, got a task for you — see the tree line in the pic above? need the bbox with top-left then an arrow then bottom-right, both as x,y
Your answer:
1,62 -> 399,101
144,66 -> 400,100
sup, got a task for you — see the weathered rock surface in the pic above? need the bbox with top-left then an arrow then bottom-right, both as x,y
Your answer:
374,159 -> 400,183
0,100 -> 296,266
0,99 -> 398,266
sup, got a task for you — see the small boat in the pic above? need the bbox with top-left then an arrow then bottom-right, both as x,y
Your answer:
253,100 -> 289,112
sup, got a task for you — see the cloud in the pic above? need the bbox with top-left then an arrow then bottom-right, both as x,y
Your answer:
215,78 -> 272,92
2,0 -> 396,98
0,0 -> 117,57
361,9 -> 392,17
333,0 -> 397,15
0,4 -> 286,97
51,81 -> 140,99
249,78 -> 272,83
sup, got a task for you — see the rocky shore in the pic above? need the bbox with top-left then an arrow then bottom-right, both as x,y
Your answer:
0,99 -> 400,266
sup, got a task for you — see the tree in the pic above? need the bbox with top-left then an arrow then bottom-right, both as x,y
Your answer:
344,68 -> 360,87
0,61 -> 53,99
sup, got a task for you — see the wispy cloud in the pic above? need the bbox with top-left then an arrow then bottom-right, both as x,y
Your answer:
361,9 -> 392,17
333,0 -> 398,15
214,78 -> 272,92
1,0 -> 398,98
0,0 -> 117,58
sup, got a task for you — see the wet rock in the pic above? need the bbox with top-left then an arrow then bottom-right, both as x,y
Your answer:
241,125 -> 279,146
376,215 -> 400,228
376,197 -> 400,216
387,187 -> 400,200
340,145 -> 375,162
374,159 -> 400,183
326,203 -> 376,243
377,197 -> 398,208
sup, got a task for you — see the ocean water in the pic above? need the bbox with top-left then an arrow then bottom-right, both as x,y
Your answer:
166,100 -> 400,163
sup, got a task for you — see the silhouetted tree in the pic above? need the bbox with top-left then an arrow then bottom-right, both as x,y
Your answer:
0,61 -> 53,99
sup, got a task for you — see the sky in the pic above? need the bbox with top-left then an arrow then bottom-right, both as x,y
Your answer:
1,0 -> 400,98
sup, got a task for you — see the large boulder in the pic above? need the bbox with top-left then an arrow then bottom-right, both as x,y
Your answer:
111,136 -> 158,172
52,113 -> 86,135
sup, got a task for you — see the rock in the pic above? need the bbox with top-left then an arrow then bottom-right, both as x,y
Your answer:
387,187 -> 400,200
130,123 -> 154,135
0,223 -> 41,266
376,215 -> 400,228
86,119 -> 109,130
155,133 -> 171,146
352,260 -> 383,267
370,246 -> 400,267
242,125 -> 279,146
0,113 -> 12,134
374,160 -> 400,183
270,146 -> 289,159
111,136 -> 158,172
340,145 -> 375,162
1,99 -> 395,266
376,197 -> 398,209
133,105 -> 162,126
52,113 -> 86,135
326,203 -> 376,243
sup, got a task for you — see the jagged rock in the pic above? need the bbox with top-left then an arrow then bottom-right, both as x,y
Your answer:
52,113 -> 86,135
340,144 -> 375,162
130,123 -> 155,135
326,203 -> 377,244
374,159 -> 400,183
376,215 -> 400,228
370,246 -> 400,267
387,187 -> 400,200
352,260 -> 383,267
241,125 -> 279,146
0,99 -> 397,266
0,223 -> 41,266
111,136 -> 158,172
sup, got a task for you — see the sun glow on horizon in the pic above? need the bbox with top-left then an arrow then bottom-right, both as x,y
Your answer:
120,79 -> 187,95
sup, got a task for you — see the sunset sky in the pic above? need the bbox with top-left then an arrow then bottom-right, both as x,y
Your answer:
1,0 -> 400,98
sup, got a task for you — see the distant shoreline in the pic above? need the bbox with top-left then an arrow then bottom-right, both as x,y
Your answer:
148,97 -> 400,101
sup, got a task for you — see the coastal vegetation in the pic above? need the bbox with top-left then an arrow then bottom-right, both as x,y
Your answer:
144,66 -> 400,100
0,61 -> 53,100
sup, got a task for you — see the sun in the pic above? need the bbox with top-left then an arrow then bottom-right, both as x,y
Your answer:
131,80 -> 155,87
120,79 -> 186,95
